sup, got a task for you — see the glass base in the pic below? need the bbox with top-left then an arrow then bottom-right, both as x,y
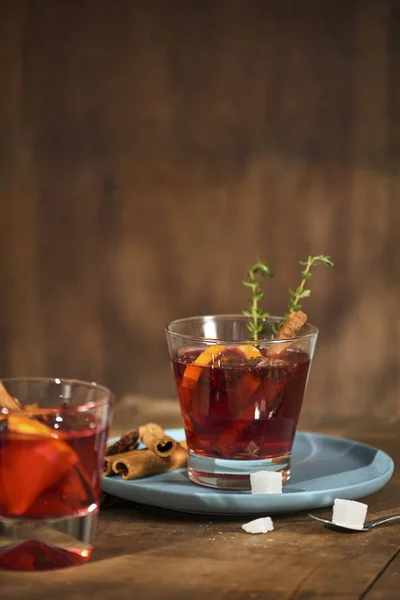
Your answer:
0,509 -> 98,571
188,451 -> 291,490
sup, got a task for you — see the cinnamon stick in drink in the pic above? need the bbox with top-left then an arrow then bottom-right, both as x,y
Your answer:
269,311 -> 308,356
276,311 -> 307,341
138,422 -> 177,457
112,442 -> 187,480
0,385 -> 52,417
0,383 -> 22,411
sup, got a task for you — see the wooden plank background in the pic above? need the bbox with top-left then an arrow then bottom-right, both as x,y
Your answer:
0,0 -> 398,417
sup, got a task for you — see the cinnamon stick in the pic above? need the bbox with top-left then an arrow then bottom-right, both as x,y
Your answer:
105,429 -> 139,457
138,422 -> 177,457
112,442 -> 187,480
276,311 -> 308,341
0,383 -> 22,411
0,385 -> 48,416
269,311 -> 308,356
104,452 -> 126,476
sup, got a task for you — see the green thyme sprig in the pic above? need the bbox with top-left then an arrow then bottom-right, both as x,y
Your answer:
242,258 -> 274,341
284,255 -> 334,318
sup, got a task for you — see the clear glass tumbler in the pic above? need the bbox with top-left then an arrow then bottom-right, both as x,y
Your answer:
166,315 -> 318,490
0,378 -> 113,570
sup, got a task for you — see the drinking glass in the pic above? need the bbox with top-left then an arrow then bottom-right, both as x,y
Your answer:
166,315 -> 318,490
0,378 -> 113,570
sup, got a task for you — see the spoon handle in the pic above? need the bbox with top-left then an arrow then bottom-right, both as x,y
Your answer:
368,514 -> 400,528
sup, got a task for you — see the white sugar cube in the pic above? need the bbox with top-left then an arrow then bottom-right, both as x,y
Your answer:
332,498 -> 368,531
250,471 -> 283,495
242,517 -> 274,534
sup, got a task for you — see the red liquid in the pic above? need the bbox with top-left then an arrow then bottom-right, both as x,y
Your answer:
173,347 -> 310,460
0,421 -> 107,519
0,540 -> 89,571
0,414 -> 108,570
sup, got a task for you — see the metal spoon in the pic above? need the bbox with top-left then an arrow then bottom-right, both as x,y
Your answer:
309,513 -> 400,531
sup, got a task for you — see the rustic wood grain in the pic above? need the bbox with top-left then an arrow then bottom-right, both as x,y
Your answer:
363,552 -> 400,600
0,0 -> 399,417
0,414 -> 398,599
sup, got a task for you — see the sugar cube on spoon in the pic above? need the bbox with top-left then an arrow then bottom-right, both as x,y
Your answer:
332,498 -> 368,531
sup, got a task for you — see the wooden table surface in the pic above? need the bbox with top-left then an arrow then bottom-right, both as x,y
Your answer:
1,398 -> 399,600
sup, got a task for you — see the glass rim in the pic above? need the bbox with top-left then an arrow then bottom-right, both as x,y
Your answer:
0,377 -> 114,415
165,314 -> 319,345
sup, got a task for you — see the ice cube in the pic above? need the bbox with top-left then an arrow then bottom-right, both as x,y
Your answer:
332,498 -> 368,530
242,517 -> 274,534
250,471 -> 283,495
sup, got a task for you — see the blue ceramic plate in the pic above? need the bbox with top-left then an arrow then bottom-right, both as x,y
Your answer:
101,429 -> 394,515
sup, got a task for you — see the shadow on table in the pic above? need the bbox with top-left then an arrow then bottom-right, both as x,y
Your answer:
99,494 -> 335,526
100,494 -> 249,521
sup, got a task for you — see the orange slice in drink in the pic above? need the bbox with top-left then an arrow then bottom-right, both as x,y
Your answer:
7,414 -> 58,437
236,345 -> 263,360
0,415 -> 79,516
225,344 -> 263,419
182,344 -> 226,390
182,343 -> 262,390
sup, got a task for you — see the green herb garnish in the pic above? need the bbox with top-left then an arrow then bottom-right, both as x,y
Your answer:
242,255 -> 334,339
284,255 -> 334,318
242,258 -> 274,341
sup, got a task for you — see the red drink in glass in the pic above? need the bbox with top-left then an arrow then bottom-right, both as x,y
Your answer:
173,347 -> 310,461
166,315 -> 318,489
0,379 -> 112,571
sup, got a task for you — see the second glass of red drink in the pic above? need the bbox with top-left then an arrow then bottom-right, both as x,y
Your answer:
0,378 -> 113,571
